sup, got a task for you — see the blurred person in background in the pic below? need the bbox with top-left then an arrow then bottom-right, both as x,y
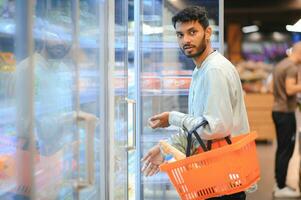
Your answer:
272,41 -> 301,198
141,6 -> 249,200
3,1 -> 75,155
34,30 -> 74,156
6,28 -> 75,199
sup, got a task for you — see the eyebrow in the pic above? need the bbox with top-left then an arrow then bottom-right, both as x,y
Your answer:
176,27 -> 197,34
187,27 -> 197,32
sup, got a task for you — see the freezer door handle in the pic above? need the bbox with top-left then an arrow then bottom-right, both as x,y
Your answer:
76,111 -> 98,190
126,98 -> 136,151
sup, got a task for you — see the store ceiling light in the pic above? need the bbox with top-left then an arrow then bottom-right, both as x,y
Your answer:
242,25 -> 259,34
248,32 -> 262,41
286,19 -> 301,32
272,32 -> 286,41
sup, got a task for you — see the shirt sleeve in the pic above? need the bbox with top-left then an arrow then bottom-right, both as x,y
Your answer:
286,65 -> 298,78
169,68 -> 233,140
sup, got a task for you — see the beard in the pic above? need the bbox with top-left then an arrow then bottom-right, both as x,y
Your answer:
181,35 -> 207,58
45,44 -> 70,59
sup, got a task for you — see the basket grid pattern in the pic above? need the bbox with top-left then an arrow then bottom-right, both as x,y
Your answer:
169,165 -> 246,199
160,133 -> 260,200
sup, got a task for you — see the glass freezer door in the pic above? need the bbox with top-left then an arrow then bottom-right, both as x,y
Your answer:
136,0 -> 223,199
112,0 -> 137,200
32,1 -> 103,199
0,0 -> 104,199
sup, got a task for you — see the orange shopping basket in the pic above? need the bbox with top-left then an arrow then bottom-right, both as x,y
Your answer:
159,121 -> 260,200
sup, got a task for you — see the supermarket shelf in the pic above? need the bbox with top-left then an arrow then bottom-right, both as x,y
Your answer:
142,172 -> 171,184
141,90 -> 189,96
115,89 -> 189,96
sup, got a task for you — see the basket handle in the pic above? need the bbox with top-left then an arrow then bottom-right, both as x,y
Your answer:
183,120 -> 232,157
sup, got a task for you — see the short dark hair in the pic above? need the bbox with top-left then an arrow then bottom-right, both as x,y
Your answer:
172,6 -> 209,29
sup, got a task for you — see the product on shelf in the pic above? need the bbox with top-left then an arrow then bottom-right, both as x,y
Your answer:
161,70 -> 193,76
236,60 -> 273,93
162,77 -> 191,90
0,52 -> 15,72
141,72 -> 161,91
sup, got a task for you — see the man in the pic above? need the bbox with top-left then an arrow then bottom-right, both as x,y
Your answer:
12,29 -> 74,155
272,41 -> 301,198
141,6 -> 249,200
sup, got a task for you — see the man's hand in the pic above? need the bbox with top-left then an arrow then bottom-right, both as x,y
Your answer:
141,144 -> 164,177
148,112 -> 170,129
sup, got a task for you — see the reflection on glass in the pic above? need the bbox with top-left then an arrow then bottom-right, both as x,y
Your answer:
33,1 -> 102,199
32,1 -> 75,199
0,0 -> 19,199
0,0 -> 103,199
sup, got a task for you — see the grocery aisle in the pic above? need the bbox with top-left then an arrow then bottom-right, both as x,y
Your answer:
247,124 -> 300,199
247,142 -> 276,200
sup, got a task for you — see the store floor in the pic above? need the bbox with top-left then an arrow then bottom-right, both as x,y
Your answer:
247,111 -> 301,200
247,134 -> 300,200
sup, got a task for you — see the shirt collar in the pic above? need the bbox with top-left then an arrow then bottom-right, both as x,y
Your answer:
194,50 -> 218,72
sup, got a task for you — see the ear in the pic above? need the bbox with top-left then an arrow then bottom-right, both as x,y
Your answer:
205,26 -> 212,40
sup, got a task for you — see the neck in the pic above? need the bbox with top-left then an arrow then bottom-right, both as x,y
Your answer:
193,44 -> 214,68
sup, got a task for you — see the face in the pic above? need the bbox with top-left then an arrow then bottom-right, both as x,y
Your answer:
45,38 -> 70,59
175,20 -> 210,58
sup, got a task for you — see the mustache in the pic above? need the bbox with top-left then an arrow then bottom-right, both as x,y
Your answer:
183,44 -> 195,49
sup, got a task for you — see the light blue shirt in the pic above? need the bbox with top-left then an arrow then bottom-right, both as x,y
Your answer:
169,51 -> 249,140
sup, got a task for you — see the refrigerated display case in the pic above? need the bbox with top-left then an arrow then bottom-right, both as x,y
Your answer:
0,1 -> 107,199
112,0 -> 139,200
131,0 -> 224,199
0,0 -> 224,199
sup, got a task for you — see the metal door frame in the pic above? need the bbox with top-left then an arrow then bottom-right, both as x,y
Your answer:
15,0 -> 35,199
219,0 -> 224,53
134,0 -> 142,199
99,0 -> 111,199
